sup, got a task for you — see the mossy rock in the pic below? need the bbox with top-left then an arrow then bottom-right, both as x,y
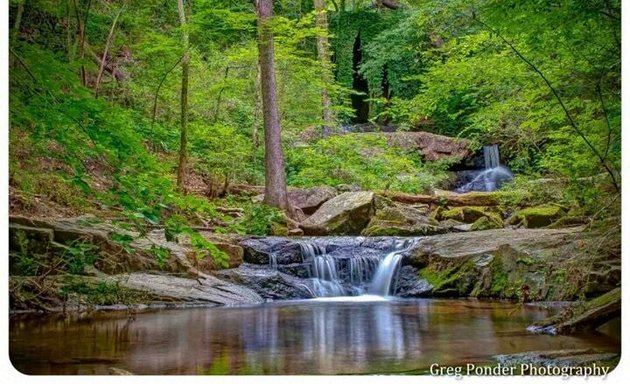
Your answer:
440,206 -> 503,226
547,216 -> 588,229
361,205 -> 445,236
508,205 -> 564,228
471,216 -> 503,231
270,223 -> 289,236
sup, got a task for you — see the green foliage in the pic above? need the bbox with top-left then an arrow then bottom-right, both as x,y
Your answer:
61,240 -> 99,275
147,245 -> 171,269
287,134 -> 449,193
109,233 -> 134,254
14,230 -> 39,276
229,203 -> 285,236
59,278 -> 145,306
165,214 -> 230,268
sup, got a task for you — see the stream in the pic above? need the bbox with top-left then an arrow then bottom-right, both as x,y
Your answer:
10,298 -> 620,375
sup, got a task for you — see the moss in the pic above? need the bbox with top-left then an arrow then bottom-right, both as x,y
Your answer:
270,223 -> 289,236
420,258 -> 477,296
429,206 -> 444,221
508,205 -> 564,228
470,216 -> 503,231
516,255 -> 536,266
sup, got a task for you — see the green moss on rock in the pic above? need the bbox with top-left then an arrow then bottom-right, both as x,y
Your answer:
508,205 -> 564,228
471,216 -> 504,231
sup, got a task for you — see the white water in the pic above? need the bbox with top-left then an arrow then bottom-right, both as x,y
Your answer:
369,252 -> 404,296
457,144 -> 512,192
297,238 -> 415,298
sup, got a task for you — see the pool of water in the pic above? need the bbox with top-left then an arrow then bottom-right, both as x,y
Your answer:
9,298 -> 620,375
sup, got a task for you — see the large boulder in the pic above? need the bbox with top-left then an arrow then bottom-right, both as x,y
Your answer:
252,186 -> 337,215
287,186 -> 337,214
361,204 -> 445,236
300,191 -> 375,235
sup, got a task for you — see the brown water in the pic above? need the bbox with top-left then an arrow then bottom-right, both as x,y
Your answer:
9,298 -> 620,375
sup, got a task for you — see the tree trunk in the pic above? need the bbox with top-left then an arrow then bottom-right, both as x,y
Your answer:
256,0 -> 290,211
314,0 -> 334,136
176,0 -> 190,191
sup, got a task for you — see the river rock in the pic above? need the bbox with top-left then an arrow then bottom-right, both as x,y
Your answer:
241,238 -> 302,265
361,204 -> 446,236
395,265 -> 433,297
300,191 -> 375,235
216,265 -> 314,300
470,216 -> 503,231
439,206 -> 503,226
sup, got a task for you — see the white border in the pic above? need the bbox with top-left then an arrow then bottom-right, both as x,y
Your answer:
1,0 -> 628,383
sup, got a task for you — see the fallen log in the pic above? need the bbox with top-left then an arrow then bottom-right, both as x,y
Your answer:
528,288 -> 621,335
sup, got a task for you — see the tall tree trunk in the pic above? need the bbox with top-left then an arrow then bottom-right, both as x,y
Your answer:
314,0 -> 334,136
256,0 -> 290,211
176,0 -> 190,191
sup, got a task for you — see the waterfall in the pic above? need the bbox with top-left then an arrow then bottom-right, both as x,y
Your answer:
457,144 -> 512,192
484,144 -> 500,169
296,238 -> 416,298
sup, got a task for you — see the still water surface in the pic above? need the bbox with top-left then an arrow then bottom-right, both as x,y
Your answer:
10,298 -> 620,375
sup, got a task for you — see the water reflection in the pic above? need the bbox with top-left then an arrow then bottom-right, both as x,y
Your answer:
10,299 -> 620,375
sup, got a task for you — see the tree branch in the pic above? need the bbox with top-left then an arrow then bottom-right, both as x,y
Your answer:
473,16 -> 619,192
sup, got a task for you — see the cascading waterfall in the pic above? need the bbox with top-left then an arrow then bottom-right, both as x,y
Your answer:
297,238 -> 417,298
457,144 -> 512,192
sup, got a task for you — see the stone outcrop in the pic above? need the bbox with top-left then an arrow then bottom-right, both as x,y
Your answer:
8,215 -> 262,311
377,132 -> 471,162
403,227 -> 619,300
300,191 -> 375,235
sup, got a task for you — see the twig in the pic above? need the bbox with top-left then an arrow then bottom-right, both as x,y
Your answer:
150,54 -> 185,131
95,4 -> 126,97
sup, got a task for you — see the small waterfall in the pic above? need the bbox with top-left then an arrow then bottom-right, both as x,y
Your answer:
457,144 -> 512,192
296,238 -> 417,298
484,144 -> 500,169
269,253 -> 278,270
